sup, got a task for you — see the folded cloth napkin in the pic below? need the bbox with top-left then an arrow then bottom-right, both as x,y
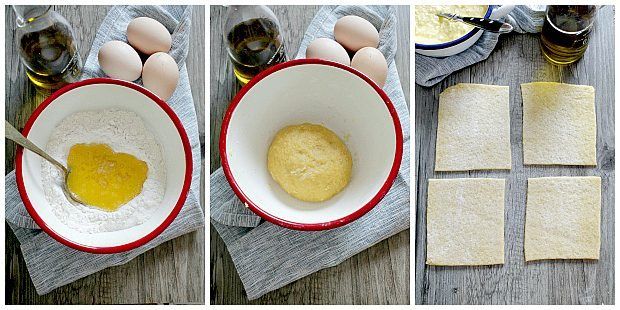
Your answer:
415,5 -> 546,87
5,5 -> 204,295
211,5 -> 410,300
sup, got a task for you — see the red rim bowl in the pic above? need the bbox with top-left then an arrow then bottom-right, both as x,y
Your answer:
15,78 -> 193,254
220,59 -> 403,231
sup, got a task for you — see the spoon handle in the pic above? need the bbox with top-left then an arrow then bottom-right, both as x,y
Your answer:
5,121 -> 68,174
438,13 -> 513,33
460,16 -> 513,33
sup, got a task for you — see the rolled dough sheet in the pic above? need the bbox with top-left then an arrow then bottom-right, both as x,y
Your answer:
524,176 -> 601,261
426,178 -> 505,266
435,83 -> 511,171
521,82 -> 597,166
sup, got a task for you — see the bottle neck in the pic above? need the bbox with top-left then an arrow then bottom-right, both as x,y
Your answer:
13,5 -> 51,26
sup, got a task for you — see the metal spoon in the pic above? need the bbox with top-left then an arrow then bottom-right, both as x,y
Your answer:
5,120 -> 84,205
437,12 -> 514,33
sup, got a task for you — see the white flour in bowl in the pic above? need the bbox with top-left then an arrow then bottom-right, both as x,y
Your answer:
41,109 -> 166,233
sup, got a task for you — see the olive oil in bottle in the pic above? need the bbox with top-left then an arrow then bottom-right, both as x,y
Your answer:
540,5 -> 597,65
13,5 -> 82,89
224,6 -> 287,84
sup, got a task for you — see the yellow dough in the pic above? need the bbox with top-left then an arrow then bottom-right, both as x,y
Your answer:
521,82 -> 597,166
435,83 -> 511,171
426,178 -> 505,266
267,123 -> 352,202
524,176 -> 601,261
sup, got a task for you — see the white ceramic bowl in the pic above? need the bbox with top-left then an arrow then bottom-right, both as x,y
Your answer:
415,5 -> 514,57
16,78 -> 192,253
220,59 -> 403,230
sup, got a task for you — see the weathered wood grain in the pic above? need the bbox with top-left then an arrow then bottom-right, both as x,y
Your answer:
414,6 -> 615,305
209,5 -> 410,305
4,5 -> 205,305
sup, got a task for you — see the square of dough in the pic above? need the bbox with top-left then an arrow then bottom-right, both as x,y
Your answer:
522,82 -> 597,165
524,176 -> 601,261
426,178 -> 505,266
435,83 -> 511,171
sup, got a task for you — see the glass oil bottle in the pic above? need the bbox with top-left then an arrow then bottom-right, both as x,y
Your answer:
223,5 -> 287,84
540,5 -> 597,65
13,5 -> 82,89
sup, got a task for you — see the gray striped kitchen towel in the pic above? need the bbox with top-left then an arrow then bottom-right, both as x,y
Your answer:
5,5 -> 204,295
211,5 -> 410,300
416,5 -> 546,87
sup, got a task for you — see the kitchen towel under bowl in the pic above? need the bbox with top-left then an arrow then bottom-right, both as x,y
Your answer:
5,5 -> 204,295
416,5 -> 546,87
210,5 -> 410,300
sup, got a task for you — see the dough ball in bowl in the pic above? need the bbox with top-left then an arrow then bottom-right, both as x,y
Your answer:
267,123 -> 352,202
220,59 -> 402,230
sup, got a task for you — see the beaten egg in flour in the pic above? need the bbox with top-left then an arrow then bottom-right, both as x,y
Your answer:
67,143 -> 148,211
42,109 -> 166,233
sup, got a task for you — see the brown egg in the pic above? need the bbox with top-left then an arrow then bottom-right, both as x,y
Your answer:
351,47 -> 388,88
334,15 -> 379,52
305,38 -> 350,66
97,40 -> 142,81
127,17 -> 172,55
142,52 -> 179,101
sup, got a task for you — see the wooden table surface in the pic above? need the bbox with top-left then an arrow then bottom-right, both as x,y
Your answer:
415,6 -> 615,305
4,5 -> 205,305
210,5 -> 410,305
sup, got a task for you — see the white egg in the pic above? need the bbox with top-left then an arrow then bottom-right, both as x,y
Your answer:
305,38 -> 350,66
127,17 -> 172,55
351,47 -> 388,88
97,40 -> 142,81
142,52 -> 179,101
334,15 -> 380,52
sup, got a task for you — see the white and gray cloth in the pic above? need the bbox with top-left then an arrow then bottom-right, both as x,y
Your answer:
211,5 -> 410,300
416,5 -> 546,87
5,5 -> 204,295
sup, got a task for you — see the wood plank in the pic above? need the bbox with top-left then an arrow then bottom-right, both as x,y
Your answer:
5,5 -> 205,304
209,5 -> 410,305
414,6 -> 614,305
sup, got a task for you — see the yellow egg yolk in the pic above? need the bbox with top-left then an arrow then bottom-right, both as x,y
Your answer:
66,143 -> 148,211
